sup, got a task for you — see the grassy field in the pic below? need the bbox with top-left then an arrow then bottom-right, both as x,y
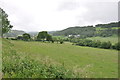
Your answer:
3,39 -> 118,78
87,36 -> 118,44
96,27 -> 120,30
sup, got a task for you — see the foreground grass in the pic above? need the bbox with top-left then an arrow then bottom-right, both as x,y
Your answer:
8,40 -> 118,78
2,39 -> 74,78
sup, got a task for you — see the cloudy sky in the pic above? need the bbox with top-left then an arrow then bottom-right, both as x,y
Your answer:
0,0 -> 119,32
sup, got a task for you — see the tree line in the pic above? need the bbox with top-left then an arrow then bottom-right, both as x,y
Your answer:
71,39 -> 120,50
95,22 -> 119,28
11,31 -> 64,44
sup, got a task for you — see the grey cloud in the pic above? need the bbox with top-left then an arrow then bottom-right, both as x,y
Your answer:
57,1 -> 80,11
76,2 -> 118,25
0,0 -> 118,32
118,1 -> 120,21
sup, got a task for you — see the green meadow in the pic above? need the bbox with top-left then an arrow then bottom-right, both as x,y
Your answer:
3,39 -> 118,78
87,36 -> 118,44
96,27 -> 120,30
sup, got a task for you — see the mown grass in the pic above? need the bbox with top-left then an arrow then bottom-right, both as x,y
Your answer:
87,36 -> 118,44
8,40 -> 118,78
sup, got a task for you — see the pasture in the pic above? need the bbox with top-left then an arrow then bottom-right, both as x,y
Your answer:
2,39 -> 118,78
87,36 -> 118,44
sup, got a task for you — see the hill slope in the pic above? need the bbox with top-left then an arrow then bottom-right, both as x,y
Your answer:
52,26 -> 95,37
52,22 -> 119,37
4,30 -> 25,37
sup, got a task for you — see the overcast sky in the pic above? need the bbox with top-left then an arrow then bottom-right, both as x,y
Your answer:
0,0 -> 119,32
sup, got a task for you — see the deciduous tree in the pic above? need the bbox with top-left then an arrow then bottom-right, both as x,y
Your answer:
0,8 -> 13,37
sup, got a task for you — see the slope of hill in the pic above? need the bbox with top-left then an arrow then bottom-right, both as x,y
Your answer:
28,32 -> 38,37
52,22 -> 119,37
4,30 -> 25,37
28,31 -> 56,37
52,26 -> 96,37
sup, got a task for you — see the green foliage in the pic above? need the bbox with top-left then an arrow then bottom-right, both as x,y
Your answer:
0,8 -> 13,37
22,33 -> 31,41
16,35 -> 23,40
37,31 -> 53,41
87,36 -> 118,45
75,39 -> 114,50
113,42 -> 120,50
37,31 -> 53,42
46,34 -> 52,41
52,22 -> 119,38
100,41 -> 112,49
3,56 -> 70,78
59,40 -> 64,44
95,28 -> 118,37
95,22 -> 119,28
37,31 -> 48,41
53,26 -> 95,37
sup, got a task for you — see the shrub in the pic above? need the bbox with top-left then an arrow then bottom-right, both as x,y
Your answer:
113,42 -> 120,50
100,41 -> 112,49
10,38 -> 17,40
16,36 -> 23,40
75,39 -> 113,50
59,40 -> 64,44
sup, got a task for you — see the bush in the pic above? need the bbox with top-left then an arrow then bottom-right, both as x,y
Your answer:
75,39 -> 113,50
113,42 -> 120,50
10,38 -> 17,40
51,40 -> 54,43
3,56 -> 71,78
100,41 -> 112,49
59,40 -> 64,44
16,36 -> 23,40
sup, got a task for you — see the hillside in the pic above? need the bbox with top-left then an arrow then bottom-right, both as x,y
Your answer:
4,30 -> 25,37
52,26 -> 95,37
52,22 -> 119,37
28,32 -> 38,37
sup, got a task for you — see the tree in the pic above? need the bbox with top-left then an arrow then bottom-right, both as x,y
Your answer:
22,33 -> 31,41
37,31 -> 47,41
0,8 -> 13,37
46,34 -> 52,41
37,31 -> 53,42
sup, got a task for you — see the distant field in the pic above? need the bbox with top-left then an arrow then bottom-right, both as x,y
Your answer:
96,27 -> 120,30
7,40 -> 118,78
87,36 -> 118,44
